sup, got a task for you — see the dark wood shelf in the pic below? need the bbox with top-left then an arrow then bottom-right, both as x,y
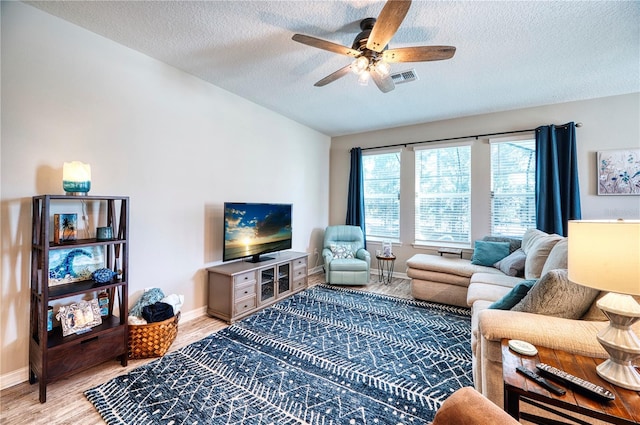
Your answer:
29,195 -> 129,403
39,238 -> 127,250
45,316 -> 124,348
45,279 -> 126,300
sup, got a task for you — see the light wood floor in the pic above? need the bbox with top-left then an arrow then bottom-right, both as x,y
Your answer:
0,273 -> 412,425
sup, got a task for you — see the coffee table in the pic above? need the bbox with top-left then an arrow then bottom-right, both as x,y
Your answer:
501,339 -> 640,424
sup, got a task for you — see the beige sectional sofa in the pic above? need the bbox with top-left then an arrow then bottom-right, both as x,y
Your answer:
406,229 -> 640,414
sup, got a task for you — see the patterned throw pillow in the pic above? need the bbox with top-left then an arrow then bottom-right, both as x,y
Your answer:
511,269 -> 600,319
330,244 -> 354,259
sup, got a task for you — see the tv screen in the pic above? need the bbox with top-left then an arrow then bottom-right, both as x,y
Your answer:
223,202 -> 292,263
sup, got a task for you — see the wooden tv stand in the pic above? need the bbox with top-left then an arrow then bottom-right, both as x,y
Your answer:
206,251 -> 308,323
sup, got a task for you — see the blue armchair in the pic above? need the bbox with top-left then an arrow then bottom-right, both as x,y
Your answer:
323,225 -> 371,285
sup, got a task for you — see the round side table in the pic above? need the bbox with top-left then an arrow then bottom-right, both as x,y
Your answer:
376,254 -> 396,285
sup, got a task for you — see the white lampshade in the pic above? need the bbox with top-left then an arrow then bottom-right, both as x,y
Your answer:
62,161 -> 91,195
567,219 -> 640,390
568,220 -> 640,296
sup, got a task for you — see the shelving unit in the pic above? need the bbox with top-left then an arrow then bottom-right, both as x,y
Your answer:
29,195 -> 129,403
206,251 -> 308,323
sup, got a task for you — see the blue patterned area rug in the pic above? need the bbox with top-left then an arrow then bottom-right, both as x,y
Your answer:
85,284 -> 472,424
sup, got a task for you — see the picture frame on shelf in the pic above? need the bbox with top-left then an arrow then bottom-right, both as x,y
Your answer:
53,213 -> 77,244
597,148 -> 640,195
56,299 -> 102,336
48,246 -> 105,286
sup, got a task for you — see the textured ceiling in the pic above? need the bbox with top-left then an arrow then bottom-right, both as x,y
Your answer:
25,1 -> 640,137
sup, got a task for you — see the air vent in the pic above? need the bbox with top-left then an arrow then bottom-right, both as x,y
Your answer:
390,69 -> 419,84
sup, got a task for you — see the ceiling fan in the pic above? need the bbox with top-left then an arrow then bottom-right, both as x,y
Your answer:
292,0 -> 455,93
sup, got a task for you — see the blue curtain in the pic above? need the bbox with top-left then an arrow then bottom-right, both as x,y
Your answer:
346,147 -> 366,246
535,122 -> 582,236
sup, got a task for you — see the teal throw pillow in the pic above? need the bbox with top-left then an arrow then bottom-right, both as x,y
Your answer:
489,279 -> 537,310
471,240 -> 510,266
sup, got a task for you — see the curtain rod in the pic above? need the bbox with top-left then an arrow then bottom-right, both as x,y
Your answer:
360,122 -> 583,151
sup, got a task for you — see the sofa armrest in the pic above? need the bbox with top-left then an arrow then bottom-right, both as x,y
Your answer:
478,309 -> 609,357
322,248 -> 333,264
475,309 -> 616,406
355,248 -> 370,263
431,387 -> 518,425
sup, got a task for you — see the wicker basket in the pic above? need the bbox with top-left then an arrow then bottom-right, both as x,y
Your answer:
128,312 -> 180,359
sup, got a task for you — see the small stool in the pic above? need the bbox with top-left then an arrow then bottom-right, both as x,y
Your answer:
438,247 -> 463,258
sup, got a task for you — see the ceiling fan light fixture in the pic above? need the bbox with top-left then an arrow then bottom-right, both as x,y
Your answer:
352,56 -> 369,74
292,0 -> 457,93
357,71 -> 370,86
373,60 -> 391,78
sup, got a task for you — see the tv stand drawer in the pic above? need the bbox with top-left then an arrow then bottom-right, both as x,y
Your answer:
234,295 -> 257,316
234,280 -> 256,299
234,271 -> 256,285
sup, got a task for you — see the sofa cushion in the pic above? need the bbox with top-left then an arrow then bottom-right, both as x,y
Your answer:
467,278 -> 520,306
580,291 -> 608,321
489,279 -> 537,310
540,238 -> 568,277
521,229 -> 563,279
471,241 -> 510,266
328,258 -> 368,271
493,248 -> 526,277
511,269 -> 600,319
406,268 -> 471,287
406,254 -> 500,277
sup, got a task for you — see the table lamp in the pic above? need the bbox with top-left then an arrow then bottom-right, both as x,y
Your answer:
62,161 -> 91,195
567,219 -> 640,390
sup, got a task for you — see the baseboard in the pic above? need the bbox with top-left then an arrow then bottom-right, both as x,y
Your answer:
309,265 -> 324,275
0,366 -> 29,391
371,269 -> 408,280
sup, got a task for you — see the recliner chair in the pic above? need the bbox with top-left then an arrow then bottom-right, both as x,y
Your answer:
323,225 -> 371,285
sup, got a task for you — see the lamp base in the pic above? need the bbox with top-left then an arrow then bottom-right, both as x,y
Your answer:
596,359 -> 640,391
595,293 -> 640,391
65,191 -> 88,196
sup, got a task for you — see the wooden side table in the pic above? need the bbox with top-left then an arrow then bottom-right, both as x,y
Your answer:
501,339 -> 640,424
376,254 -> 396,285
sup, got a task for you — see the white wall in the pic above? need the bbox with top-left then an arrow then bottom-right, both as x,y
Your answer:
330,93 -> 640,267
0,2 -> 330,386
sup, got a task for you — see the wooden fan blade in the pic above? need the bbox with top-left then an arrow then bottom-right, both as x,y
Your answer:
382,46 -> 456,63
292,34 -> 360,58
314,64 -> 353,87
366,0 -> 412,52
371,71 -> 395,93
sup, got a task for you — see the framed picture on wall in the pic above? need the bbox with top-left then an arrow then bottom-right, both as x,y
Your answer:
597,149 -> 640,195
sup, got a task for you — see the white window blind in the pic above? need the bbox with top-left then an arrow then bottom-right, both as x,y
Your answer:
490,138 -> 536,237
363,151 -> 401,241
415,144 -> 471,244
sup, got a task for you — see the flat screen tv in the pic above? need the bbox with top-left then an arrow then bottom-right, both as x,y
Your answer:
223,202 -> 292,263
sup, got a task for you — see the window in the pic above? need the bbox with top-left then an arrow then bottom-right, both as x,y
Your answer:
415,144 -> 471,245
490,138 -> 536,237
363,151 -> 401,241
